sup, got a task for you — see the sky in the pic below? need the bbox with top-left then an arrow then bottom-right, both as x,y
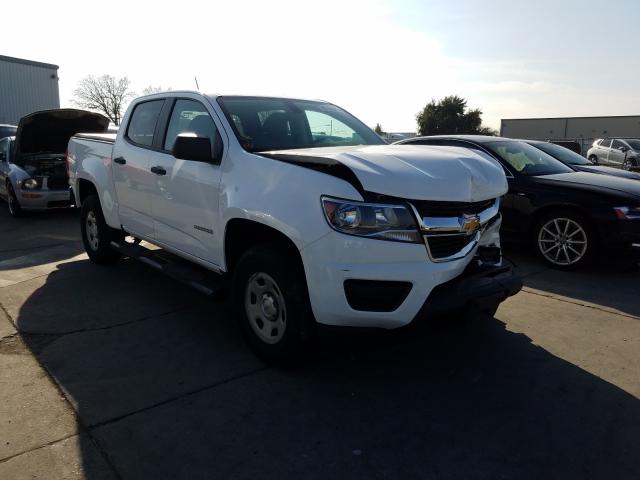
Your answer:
4,0 -> 640,132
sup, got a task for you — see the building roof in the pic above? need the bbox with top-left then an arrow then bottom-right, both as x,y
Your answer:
0,54 -> 58,70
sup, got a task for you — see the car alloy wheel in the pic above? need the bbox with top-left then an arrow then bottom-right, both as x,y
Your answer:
537,217 -> 588,266
244,272 -> 287,345
85,210 -> 100,252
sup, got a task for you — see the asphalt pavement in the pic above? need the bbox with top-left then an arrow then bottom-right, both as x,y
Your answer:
0,206 -> 638,480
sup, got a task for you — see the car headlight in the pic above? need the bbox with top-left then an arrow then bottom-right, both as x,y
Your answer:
321,196 -> 421,243
614,206 -> 640,220
20,178 -> 38,189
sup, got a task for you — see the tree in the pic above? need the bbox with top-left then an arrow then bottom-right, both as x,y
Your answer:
374,123 -> 384,135
73,75 -> 135,125
415,95 -> 496,136
142,85 -> 171,95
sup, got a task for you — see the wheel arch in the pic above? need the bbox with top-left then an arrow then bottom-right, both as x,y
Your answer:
223,218 -> 304,276
529,203 -> 599,240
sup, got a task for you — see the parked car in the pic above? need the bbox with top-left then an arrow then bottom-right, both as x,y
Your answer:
67,92 -> 521,360
550,140 -> 581,154
587,138 -> 640,171
526,140 -> 640,181
395,135 -> 640,269
0,124 -> 17,140
0,109 -> 109,217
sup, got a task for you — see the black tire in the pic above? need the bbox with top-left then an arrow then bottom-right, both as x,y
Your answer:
588,155 -> 598,165
80,195 -> 123,265
6,182 -> 22,218
232,243 -> 315,362
532,210 -> 596,270
623,157 -> 636,171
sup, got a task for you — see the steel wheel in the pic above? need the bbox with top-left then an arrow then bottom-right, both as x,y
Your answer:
537,217 -> 588,266
244,272 -> 287,345
85,210 -> 100,252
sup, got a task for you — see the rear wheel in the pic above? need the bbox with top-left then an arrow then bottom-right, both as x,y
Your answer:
6,182 -> 22,218
80,195 -> 123,265
533,212 -> 595,269
232,244 -> 314,362
588,155 -> 598,165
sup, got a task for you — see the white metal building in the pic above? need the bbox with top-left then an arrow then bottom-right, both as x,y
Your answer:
0,54 -> 60,125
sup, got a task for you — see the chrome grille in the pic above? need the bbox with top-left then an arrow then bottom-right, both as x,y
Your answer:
409,198 -> 500,262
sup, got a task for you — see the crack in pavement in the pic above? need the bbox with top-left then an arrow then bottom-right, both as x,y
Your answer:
87,365 -> 269,430
0,433 -> 79,465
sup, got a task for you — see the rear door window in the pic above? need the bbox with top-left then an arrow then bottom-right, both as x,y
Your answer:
599,139 -> 612,148
126,100 -> 164,147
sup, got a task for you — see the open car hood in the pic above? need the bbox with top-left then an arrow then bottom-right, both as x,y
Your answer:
14,109 -> 109,164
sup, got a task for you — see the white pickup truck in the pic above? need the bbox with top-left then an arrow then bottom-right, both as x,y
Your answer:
67,91 -> 521,359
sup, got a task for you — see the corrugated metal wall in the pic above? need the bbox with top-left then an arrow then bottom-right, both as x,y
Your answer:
0,56 -> 60,125
500,116 -> 640,141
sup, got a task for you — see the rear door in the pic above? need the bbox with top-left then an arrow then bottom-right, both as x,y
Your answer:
147,96 -> 225,266
112,99 -> 165,239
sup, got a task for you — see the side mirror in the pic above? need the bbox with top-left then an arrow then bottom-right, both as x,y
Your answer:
172,135 -> 213,163
619,146 -> 629,152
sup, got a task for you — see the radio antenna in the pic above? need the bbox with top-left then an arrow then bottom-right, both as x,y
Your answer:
194,76 -> 200,91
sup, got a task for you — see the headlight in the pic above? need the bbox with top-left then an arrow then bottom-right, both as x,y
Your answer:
614,206 -> 640,220
321,196 -> 421,243
21,178 -> 38,189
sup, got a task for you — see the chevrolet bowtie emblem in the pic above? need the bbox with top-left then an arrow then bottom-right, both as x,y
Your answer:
460,214 -> 481,235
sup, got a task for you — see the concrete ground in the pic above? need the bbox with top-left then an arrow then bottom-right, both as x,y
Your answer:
0,206 -> 638,480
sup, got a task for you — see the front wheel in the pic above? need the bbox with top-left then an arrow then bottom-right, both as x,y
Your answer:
232,244 -> 315,362
6,182 -> 22,218
533,212 -> 595,269
80,195 -> 123,265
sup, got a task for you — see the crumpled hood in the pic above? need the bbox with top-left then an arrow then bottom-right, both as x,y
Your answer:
14,109 -> 109,164
265,144 -> 508,202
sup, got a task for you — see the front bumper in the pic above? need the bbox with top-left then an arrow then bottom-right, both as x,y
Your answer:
301,223 -> 519,329
411,263 -> 522,322
18,188 -> 73,210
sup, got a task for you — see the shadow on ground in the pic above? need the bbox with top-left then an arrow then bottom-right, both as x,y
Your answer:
13,257 -> 640,479
0,206 -> 84,265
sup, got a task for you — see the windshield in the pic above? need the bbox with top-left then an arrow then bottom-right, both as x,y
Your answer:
625,139 -> 640,150
486,141 -> 574,176
530,142 -> 591,166
217,97 -> 385,152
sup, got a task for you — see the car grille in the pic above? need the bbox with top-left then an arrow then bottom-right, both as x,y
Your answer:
412,199 -> 495,217
425,234 -> 476,259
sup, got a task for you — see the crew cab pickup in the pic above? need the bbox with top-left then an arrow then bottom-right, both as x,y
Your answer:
67,92 -> 521,359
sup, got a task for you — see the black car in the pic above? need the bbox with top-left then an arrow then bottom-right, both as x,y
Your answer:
527,140 -> 640,181
395,135 -> 640,269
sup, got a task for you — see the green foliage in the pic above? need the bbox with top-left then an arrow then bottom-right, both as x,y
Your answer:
416,95 -> 496,136
374,123 -> 384,135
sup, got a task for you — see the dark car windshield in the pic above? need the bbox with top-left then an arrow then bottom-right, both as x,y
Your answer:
486,141 -> 574,176
217,97 -> 385,152
530,141 -> 591,166
625,139 -> 640,150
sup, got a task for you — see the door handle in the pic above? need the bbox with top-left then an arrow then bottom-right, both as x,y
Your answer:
113,157 -> 126,165
150,166 -> 167,176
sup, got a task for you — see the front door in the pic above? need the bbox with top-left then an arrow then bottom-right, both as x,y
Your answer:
112,99 -> 165,239
608,139 -> 627,166
149,98 -> 225,266
597,138 -> 612,164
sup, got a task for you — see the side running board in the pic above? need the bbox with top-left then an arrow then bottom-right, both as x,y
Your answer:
109,240 -> 227,299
